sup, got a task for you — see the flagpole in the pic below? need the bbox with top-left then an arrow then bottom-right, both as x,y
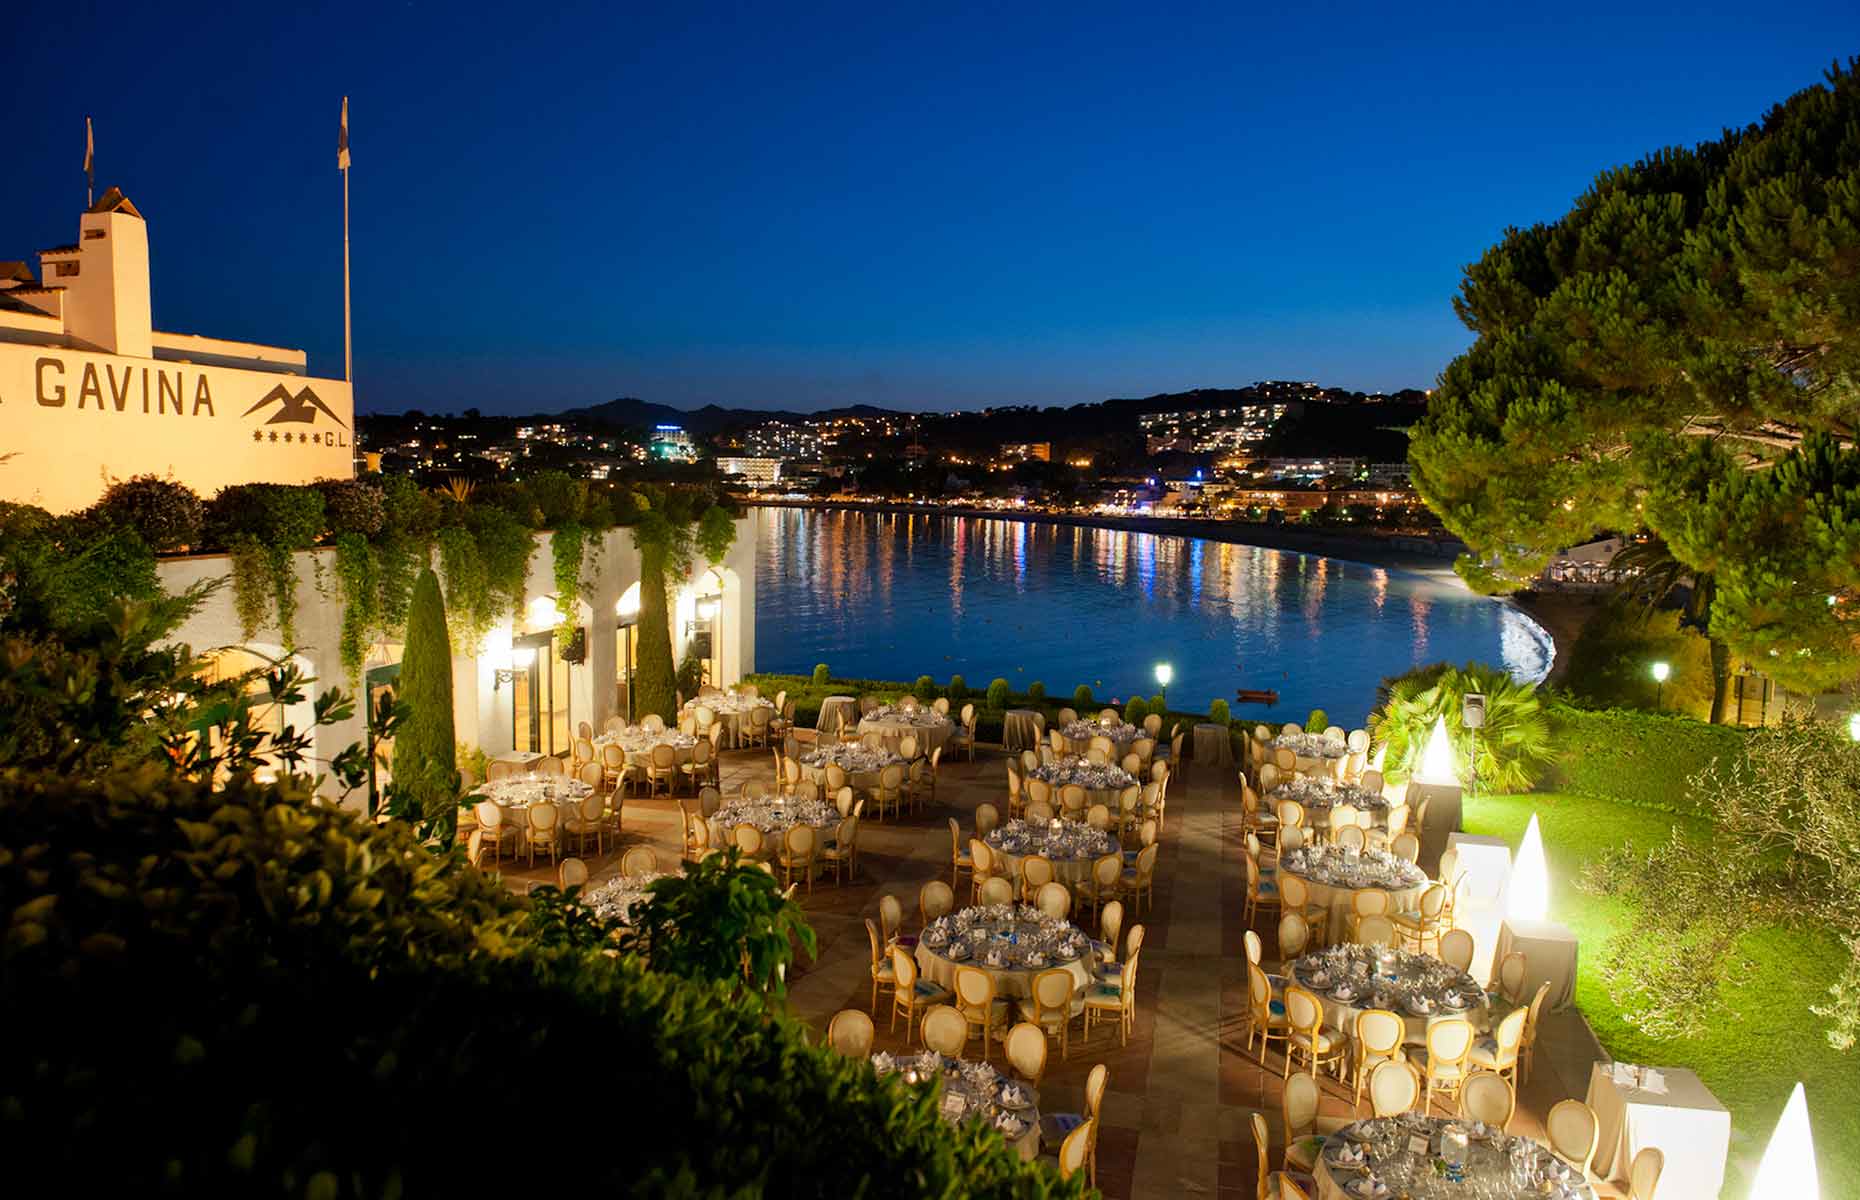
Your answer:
342,159 -> 352,384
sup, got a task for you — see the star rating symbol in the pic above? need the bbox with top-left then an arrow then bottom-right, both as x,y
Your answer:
313,433 -> 322,445
253,429 -> 264,442
268,431 -> 278,442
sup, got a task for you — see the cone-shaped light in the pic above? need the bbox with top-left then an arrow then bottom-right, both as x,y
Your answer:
1507,814 -> 1549,922
1416,715 -> 1457,785
1751,1083 -> 1817,1200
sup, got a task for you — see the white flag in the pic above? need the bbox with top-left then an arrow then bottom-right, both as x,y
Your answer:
337,97 -> 351,170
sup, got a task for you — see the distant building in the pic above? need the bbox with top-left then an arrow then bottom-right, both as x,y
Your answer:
1139,405 -> 1291,456
650,424 -> 696,461
1000,441 -> 1051,462
716,457 -> 782,487
1264,456 -> 1363,482
1367,461 -> 1413,486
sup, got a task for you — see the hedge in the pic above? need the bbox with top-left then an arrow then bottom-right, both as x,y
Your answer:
1540,703 -> 1747,818
0,769 -> 1080,1197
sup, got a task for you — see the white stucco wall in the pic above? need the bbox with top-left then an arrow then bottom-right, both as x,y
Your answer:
153,513 -> 757,805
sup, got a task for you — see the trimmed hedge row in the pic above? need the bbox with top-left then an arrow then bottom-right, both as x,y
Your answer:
1539,703 -> 1747,818
744,671 -> 1214,754
0,770 -> 1080,1197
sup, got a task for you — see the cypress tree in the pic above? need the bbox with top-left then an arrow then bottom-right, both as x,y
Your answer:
633,539 -> 678,723
393,568 -> 457,809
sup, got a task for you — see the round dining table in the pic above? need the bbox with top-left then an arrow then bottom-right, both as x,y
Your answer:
799,744 -> 903,793
1287,944 -> 1491,1043
856,708 -> 953,756
1056,719 -> 1141,758
595,727 -> 698,767
872,1050 -> 1043,1162
1028,757 -> 1137,809
1314,1115 -> 1595,1199
985,820 -> 1120,887
815,695 -> 860,737
1273,733 -> 1350,782
707,797 -> 839,859
685,694 -> 773,747
1276,846 -> 1429,932
914,905 -> 1096,1002
1002,709 -> 1046,753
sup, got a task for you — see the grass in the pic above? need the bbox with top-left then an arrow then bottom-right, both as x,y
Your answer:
1465,792 -> 1854,1200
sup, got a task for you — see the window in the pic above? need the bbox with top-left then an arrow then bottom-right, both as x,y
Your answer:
83,228 -> 106,240
55,261 -> 80,277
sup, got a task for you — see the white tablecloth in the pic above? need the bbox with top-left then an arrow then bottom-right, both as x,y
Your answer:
816,695 -> 859,736
1495,917 -> 1579,1011
1003,709 -> 1045,752
857,714 -> 953,756
1313,1119 -> 1595,1199
987,837 -> 1121,887
1584,1062 -> 1729,1198
914,941 -> 1095,1002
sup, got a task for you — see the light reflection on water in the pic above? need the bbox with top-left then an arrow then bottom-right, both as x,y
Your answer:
753,508 -> 1552,725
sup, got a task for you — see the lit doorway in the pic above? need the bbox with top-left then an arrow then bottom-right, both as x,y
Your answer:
512,630 -> 573,756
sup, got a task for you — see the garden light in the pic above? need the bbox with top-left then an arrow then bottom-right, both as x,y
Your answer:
1507,813 -> 1550,923
1750,1082 -> 1818,1200
1417,715 -> 1458,786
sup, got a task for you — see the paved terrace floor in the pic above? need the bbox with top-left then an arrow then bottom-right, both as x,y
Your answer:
492,741 -> 1615,1199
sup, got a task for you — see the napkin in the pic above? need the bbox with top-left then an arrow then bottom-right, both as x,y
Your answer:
1345,1177 -> 1391,1199
1330,1141 -> 1367,1166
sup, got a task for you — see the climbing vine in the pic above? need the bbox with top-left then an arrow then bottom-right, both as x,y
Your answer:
332,533 -> 381,689
551,519 -> 589,644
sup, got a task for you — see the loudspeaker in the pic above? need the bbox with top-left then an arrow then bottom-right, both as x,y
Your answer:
1462,692 -> 1487,730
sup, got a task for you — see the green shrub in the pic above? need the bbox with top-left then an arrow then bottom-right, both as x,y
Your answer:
1210,698 -> 1231,725
526,470 -> 587,527
633,538 -> 678,723
1151,693 -> 1166,715
1028,681 -> 1045,703
813,663 -> 831,686
1562,602 -> 1716,718
948,674 -> 967,703
1542,704 -> 1746,817
392,567 -> 458,834
313,478 -> 387,538
986,678 -> 1011,709
94,474 -> 204,551
914,674 -> 937,701
1125,696 -> 1148,724
1073,684 -> 1093,709
1306,708 -> 1329,733
0,772 -> 1077,1197
1368,662 -> 1553,792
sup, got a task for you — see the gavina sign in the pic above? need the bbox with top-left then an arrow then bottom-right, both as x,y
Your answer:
1,343 -> 353,512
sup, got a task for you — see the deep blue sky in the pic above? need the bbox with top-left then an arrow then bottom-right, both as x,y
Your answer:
5,3 -> 1851,415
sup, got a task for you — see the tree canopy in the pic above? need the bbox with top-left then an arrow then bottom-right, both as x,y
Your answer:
1410,60 -> 1860,691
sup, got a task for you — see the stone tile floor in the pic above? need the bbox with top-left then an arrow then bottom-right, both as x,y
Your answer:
490,741 -> 1620,1198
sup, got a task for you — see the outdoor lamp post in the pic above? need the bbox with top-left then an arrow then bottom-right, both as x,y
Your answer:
1154,662 -> 1172,705
1650,660 -> 1671,708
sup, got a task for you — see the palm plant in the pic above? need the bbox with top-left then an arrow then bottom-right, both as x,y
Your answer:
635,847 -> 816,997
1368,661 -> 1553,793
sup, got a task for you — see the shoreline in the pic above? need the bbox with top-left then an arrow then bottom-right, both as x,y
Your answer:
746,499 -> 1469,579
748,500 -> 1563,687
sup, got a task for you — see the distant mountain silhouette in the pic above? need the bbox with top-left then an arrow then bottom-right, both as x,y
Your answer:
243,384 -> 348,427
560,396 -> 897,436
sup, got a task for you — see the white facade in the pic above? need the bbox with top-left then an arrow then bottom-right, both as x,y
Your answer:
717,456 -> 782,486
0,190 -> 352,513
154,517 -> 757,805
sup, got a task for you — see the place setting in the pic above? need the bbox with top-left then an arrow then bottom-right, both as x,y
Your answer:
917,902 -> 1095,996
1318,1113 -> 1595,1199
871,1050 -> 1043,1160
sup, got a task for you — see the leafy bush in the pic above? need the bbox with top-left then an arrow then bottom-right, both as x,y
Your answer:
1561,601 -> 1716,718
986,678 -> 1011,709
0,772 -> 1077,1196
1369,662 -> 1553,793
1210,698 -> 1231,725
1074,684 -> 1093,709
526,470 -> 587,527
94,474 -> 204,551
392,568 -> 458,836
914,674 -> 937,701
1306,708 -> 1329,733
0,513 -> 159,635
313,478 -> 387,538
1028,681 -> 1045,704
207,484 -> 327,645
948,674 -> 967,702
1541,704 -> 1745,818
1150,693 -> 1166,715
676,650 -> 705,699
813,663 -> 832,686
634,846 -> 816,995
1125,696 -> 1148,724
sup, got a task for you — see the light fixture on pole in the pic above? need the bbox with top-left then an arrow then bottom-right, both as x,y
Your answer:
1650,660 -> 1670,709
494,644 -> 536,692
1750,1082 -> 1818,1199
1154,662 -> 1173,704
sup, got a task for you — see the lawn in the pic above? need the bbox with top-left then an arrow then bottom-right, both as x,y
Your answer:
1464,792 -> 1855,1199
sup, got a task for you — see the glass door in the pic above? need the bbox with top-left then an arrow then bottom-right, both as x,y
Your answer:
513,631 -> 572,756
615,620 -> 637,724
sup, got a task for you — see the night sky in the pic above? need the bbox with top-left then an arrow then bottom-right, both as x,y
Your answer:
4,2 -> 1850,415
